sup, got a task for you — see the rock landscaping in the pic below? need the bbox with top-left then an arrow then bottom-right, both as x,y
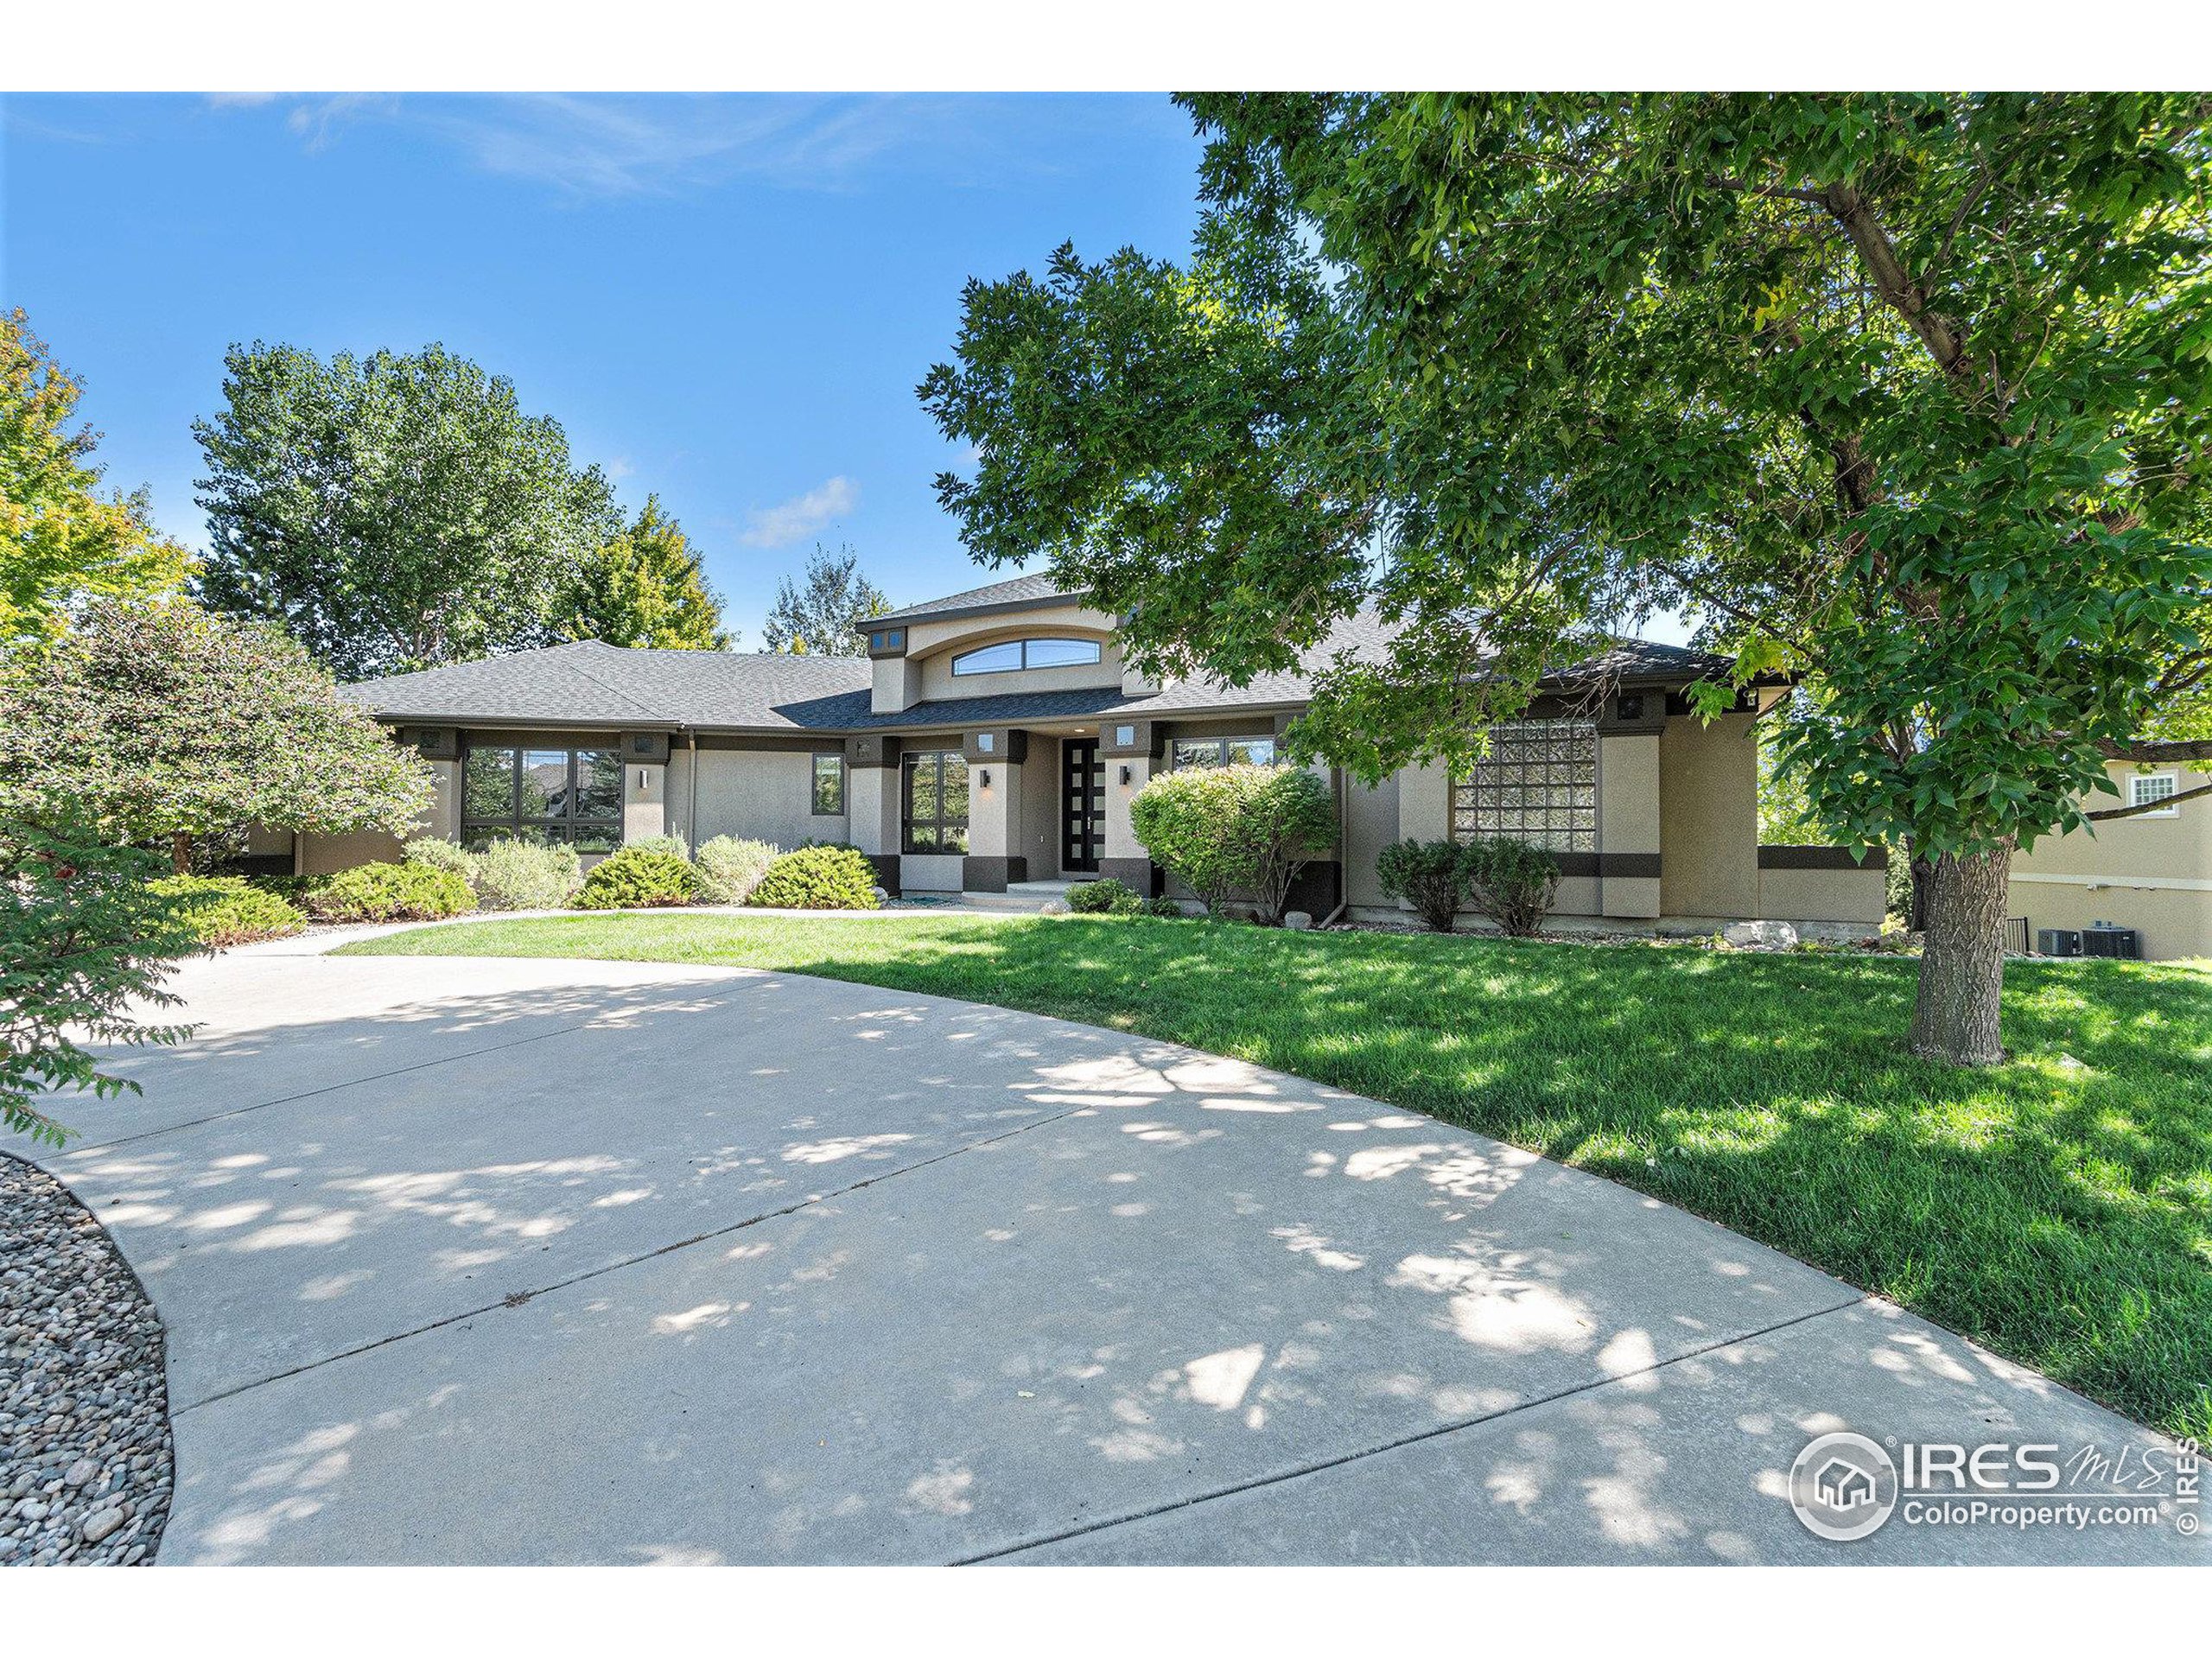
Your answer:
1,1154 -> 172,1567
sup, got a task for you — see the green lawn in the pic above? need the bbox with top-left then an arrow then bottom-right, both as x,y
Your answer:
338,912 -> 2212,1440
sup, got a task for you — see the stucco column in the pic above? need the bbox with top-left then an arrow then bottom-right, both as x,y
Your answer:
1598,732 -> 1662,918
623,762 -> 667,846
423,758 -> 461,841
842,737 -> 903,893
1098,753 -> 1157,893
960,728 -> 1027,890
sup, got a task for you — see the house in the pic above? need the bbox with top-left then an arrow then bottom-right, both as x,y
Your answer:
2006,756 -> 2211,960
295,575 -> 1887,935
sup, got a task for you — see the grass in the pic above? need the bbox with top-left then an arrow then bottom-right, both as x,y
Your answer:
338,912 -> 2212,1441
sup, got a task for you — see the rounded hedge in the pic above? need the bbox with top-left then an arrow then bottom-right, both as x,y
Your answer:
570,846 -> 698,911
470,837 -> 584,911
1066,876 -> 1141,914
747,845 -> 880,911
693,836 -> 780,906
309,861 -> 477,923
147,874 -> 306,947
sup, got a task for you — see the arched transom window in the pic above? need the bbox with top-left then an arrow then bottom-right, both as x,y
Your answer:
949,637 -> 1103,676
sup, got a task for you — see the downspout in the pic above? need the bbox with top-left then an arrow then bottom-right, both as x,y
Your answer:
1320,766 -> 1350,929
685,728 -> 698,853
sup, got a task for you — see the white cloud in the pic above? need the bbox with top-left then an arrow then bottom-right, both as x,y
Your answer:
738,476 -> 858,549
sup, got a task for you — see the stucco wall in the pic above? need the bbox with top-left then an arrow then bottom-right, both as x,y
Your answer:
1757,865 -> 1887,926
297,830 -> 404,874
1342,773 -> 1401,908
688,748 -> 846,852
2006,760 -> 2209,960
916,629 -> 1122,702
900,853 -> 963,893
2005,882 -> 2211,962
1658,712 -> 1760,920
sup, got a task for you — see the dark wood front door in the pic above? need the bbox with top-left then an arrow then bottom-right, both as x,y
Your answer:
1062,738 -> 1103,873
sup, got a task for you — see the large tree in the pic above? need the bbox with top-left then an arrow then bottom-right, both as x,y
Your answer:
922,92 -> 2212,1065
762,543 -> 891,656
1,308 -> 191,650
194,341 -> 620,679
559,494 -> 731,650
0,598 -> 433,874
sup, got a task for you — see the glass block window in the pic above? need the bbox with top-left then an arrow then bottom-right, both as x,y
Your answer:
461,745 -> 624,852
1452,719 -> 1597,851
1170,735 -> 1277,769
2129,772 -> 2179,816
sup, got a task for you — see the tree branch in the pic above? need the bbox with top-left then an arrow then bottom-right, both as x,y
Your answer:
2086,780 -> 2212,820
2097,738 -> 2212,764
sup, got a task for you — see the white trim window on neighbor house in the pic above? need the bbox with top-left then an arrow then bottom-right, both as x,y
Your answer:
2129,772 -> 2180,817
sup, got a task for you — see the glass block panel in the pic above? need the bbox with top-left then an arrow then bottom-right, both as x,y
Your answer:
1451,719 -> 1598,852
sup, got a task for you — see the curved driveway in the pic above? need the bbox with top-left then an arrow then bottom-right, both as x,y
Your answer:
14,932 -> 2202,1565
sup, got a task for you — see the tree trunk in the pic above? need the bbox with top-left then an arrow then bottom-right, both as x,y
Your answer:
1907,849 -> 1935,931
171,831 -> 193,876
1909,842 -> 2012,1065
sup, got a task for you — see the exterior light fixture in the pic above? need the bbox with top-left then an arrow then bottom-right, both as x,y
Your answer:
978,768 -> 992,788
1119,766 -> 1132,785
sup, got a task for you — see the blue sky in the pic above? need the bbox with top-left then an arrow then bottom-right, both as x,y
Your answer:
2,92 -> 1207,642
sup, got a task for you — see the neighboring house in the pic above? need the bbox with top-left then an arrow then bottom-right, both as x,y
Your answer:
2007,758 -> 2211,960
296,575 -> 1885,934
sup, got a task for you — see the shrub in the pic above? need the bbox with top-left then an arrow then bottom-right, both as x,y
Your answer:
1461,836 -> 1560,938
308,861 -> 476,923
470,836 -> 583,912
1129,764 -> 1337,924
747,845 -> 880,911
147,874 -> 305,947
692,836 -> 780,906
249,872 -> 333,905
1376,839 -> 1469,932
1142,895 -> 1187,918
1066,877 -> 1141,915
625,833 -> 690,861
571,846 -> 697,910
402,836 -> 476,882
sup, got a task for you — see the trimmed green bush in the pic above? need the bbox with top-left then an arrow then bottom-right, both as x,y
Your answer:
1129,763 -> 1337,924
571,846 -> 697,911
1461,836 -> 1560,938
1067,877 -> 1141,915
747,845 -> 880,911
471,837 -> 583,912
1142,895 -> 1187,918
401,836 -> 476,882
249,872 -> 333,905
147,874 -> 306,947
307,861 -> 476,924
693,836 -> 780,906
1376,838 -> 1469,932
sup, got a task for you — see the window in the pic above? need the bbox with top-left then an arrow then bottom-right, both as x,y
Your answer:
902,750 -> 969,854
462,745 -> 624,852
1170,735 -> 1277,769
868,626 -> 906,652
949,637 -> 1103,676
2129,772 -> 2180,817
1452,719 -> 1597,852
812,752 -> 846,816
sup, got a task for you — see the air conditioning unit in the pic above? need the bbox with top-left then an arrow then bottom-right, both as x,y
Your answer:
2080,925 -> 2141,960
2037,928 -> 2082,957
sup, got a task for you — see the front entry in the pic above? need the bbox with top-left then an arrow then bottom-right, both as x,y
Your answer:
1061,738 -> 1104,873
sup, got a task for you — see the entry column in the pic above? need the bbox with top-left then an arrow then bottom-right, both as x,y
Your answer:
1098,719 -> 1164,894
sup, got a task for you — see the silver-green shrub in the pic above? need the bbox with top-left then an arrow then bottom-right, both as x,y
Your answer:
692,836 -> 780,906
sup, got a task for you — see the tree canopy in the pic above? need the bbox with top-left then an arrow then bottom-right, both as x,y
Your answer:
1,308 -> 192,650
0,598 -> 433,873
558,494 -> 731,650
762,543 -> 891,655
924,93 -> 2212,1064
193,341 -> 621,679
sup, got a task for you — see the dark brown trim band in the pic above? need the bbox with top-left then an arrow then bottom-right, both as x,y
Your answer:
1550,852 -> 1662,879
1758,844 -> 1888,871
961,855 -> 1028,893
863,854 -> 901,896
1097,857 -> 1161,896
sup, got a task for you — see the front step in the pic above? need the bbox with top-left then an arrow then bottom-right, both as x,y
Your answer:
959,878 -> 1087,912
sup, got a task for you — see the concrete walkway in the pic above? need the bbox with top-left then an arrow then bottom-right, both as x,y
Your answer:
14,932 -> 2203,1565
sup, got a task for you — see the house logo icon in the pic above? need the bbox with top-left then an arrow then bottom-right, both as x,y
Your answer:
1789,1432 -> 1899,1541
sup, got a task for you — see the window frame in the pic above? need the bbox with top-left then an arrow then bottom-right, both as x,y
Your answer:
460,742 -> 626,852
1450,718 -> 1598,854
948,636 -> 1104,677
1168,734 -> 1278,770
811,751 -> 847,817
2128,772 -> 2181,817
900,749 -> 970,855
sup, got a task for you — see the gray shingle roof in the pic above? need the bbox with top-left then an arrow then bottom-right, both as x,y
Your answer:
346,610 -> 1740,734
865,573 -> 1084,629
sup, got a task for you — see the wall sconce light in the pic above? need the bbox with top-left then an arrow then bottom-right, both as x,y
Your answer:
977,768 -> 992,788
636,769 -> 650,791
1118,765 -> 1132,786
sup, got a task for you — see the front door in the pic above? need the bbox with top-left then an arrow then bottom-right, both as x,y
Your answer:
1062,738 -> 1103,873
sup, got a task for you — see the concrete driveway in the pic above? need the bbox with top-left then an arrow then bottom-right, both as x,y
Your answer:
15,933 -> 2203,1565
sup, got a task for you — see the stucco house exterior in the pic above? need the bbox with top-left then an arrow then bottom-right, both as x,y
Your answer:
2005,757 -> 2212,960
293,574 -> 1886,934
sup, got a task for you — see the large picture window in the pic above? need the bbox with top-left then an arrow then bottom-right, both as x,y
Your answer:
1170,734 -> 1276,769
950,637 -> 1103,677
901,750 -> 969,854
462,745 -> 624,853
1452,719 -> 1597,852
